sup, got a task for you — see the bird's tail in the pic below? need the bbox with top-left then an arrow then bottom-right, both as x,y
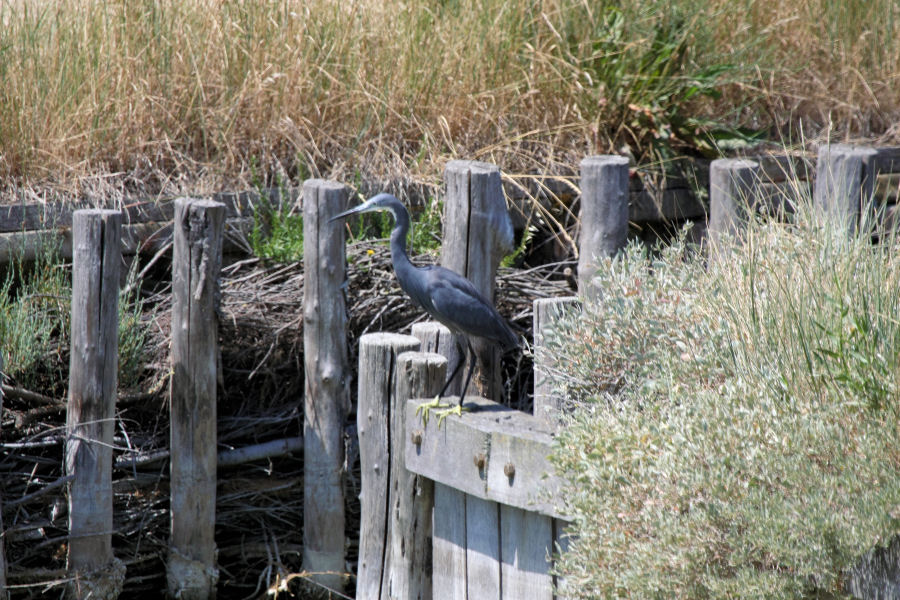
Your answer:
500,320 -> 520,352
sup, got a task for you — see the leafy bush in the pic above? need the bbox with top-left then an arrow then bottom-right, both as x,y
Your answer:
548,203 -> 900,598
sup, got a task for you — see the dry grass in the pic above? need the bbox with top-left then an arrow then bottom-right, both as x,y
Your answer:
0,0 -> 898,199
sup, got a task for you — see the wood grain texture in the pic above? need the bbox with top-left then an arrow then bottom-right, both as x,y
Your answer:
302,180 -> 351,591
66,210 -> 121,575
356,333 -> 421,600
442,160 -> 513,402
411,321 -> 462,398
168,199 -> 225,599
382,351 -> 447,600
500,505 -> 553,600
405,397 -> 565,519
433,483 -> 468,600
466,495 -> 501,599
578,156 -> 629,289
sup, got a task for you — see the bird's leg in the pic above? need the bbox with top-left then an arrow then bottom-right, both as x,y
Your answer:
417,338 -> 473,427
430,339 -> 476,428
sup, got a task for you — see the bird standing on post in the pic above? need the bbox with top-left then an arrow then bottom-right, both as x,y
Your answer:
330,193 -> 519,422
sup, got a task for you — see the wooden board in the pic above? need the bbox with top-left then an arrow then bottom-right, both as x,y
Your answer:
500,505 -> 553,600
466,495 -> 501,599
433,483 -> 468,600
405,397 -> 567,520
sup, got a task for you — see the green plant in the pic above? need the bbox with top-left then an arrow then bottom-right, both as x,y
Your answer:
0,238 -> 149,394
248,164 -> 304,264
547,197 -> 900,598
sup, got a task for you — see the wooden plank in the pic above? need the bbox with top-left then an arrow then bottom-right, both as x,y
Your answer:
66,209 -> 126,595
870,146 -> 900,174
383,351 -> 447,600
356,333 -> 421,600
302,179 -> 351,592
433,483 -> 467,600
487,428 -> 564,518
500,505 -> 553,600
466,495 -> 501,599
168,199 -> 225,599
405,397 -> 566,519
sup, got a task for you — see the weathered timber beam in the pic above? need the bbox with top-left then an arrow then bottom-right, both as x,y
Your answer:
404,397 -> 567,520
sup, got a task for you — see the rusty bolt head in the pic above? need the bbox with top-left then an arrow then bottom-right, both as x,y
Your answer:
473,453 -> 486,469
411,431 -> 423,445
504,462 -> 516,478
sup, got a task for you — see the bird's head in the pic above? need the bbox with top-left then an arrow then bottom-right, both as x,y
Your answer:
329,192 -> 401,223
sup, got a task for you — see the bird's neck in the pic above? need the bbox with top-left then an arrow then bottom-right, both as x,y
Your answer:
389,206 -> 413,270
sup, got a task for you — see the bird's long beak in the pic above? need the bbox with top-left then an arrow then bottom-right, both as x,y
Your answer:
329,199 -> 373,223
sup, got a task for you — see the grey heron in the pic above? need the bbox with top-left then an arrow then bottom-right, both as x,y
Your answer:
330,193 -> 519,422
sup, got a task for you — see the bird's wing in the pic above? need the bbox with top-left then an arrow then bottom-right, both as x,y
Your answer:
422,266 -> 517,348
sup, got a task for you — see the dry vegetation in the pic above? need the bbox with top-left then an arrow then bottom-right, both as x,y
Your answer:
0,0 -> 898,200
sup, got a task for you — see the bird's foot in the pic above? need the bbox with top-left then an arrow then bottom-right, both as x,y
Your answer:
416,396 -> 468,428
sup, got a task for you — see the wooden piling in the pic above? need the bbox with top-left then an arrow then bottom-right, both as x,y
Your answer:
814,143 -> 879,232
356,333 -> 422,600
66,209 -> 126,598
302,179 -> 351,591
578,155 -> 630,294
708,158 -> 760,251
168,199 -> 225,600
411,321 -> 460,398
442,160 -> 515,402
384,350 -> 447,600
533,296 -> 580,427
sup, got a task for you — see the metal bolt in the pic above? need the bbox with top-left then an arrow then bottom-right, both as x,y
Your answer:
411,431 -> 423,446
504,462 -> 516,478
473,453 -> 486,469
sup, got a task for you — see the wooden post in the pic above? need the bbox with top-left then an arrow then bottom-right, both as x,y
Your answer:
302,179 -> 351,591
708,158 -> 760,251
442,160 -> 515,402
66,209 -> 126,597
0,355 -> 6,600
578,155 -> 630,294
168,198 -> 225,600
411,321 -> 460,398
356,333 -> 421,600
384,350 -> 447,600
533,296 -> 580,427
814,144 -> 878,233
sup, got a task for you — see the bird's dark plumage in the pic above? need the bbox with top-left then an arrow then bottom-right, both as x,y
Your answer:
331,193 -> 519,406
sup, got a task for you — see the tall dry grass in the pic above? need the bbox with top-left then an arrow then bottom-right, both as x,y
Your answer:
0,0 -> 897,195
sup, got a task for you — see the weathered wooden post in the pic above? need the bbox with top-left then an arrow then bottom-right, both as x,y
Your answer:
168,198 -> 225,600
0,356 -> 7,600
302,179 -> 351,591
384,350 -> 447,599
814,144 -> 878,232
66,209 -> 126,598
442,160 -> 515,401
578,155 -> 630,294
708,158 -> 760,251
533,296 -> 581,427
411,321 -> 459,397
356,333 -> 422,600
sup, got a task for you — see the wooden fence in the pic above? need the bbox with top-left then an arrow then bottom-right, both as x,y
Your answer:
2,143 -> 899,599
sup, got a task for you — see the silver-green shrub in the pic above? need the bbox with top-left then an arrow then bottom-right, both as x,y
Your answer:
548,204 -> 900,598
